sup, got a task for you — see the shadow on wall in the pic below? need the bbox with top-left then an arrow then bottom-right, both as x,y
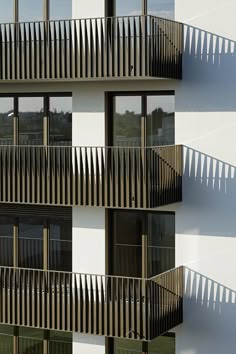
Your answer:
177,145 -> 236,236
179,25 -> 236,111
180,267 -> 236,352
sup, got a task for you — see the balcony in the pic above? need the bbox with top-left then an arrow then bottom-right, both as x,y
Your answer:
0,144 -> 182,208
0,266 -> 183,340
0,16 -> 183,81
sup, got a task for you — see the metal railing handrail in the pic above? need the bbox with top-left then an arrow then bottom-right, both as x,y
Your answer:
0,264 -> 183,282
0,14 -> 183,27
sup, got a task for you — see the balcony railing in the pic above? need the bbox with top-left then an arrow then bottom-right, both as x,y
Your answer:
0,266 -> 183,340
0,144 -> 182,208
0,16 -> 183,81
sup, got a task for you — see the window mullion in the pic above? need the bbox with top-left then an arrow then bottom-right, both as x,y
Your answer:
43,96 -> 49,147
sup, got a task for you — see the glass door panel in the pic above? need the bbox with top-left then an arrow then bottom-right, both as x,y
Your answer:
19,328 -> 43,354
49,96 -> 72,146
18,217 -> 44,269
147,213 -> 175,277
146,95 -> 175,146
0,97 -> 14,145
0,217 -> 14,267
112,211 -> 142,277
113,96 -> 141,146
111,211 -> 175,278
18,97 -> 44,145
49,219 -> 72,272
19,0 -> 43,22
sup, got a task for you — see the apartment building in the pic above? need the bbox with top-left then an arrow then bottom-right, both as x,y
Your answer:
0,0 -> 234,353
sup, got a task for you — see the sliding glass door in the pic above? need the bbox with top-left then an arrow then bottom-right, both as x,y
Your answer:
111,93 -> 175,148
110,210 -> 175,278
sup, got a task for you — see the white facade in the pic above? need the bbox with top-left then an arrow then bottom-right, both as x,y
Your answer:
0,0 -> 234,352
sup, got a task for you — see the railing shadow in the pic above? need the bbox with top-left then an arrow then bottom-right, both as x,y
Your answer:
177,145 -> 236,237
183,267 -> 236,340
179,24 -> 236,111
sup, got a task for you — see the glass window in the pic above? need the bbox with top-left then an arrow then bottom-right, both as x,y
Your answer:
0,217 -> 14,267
49,331 -> 72,354
50,0 -> 72,20
49,96 -> 72,146
149,333 -> 175,353
0,0 -> 13,23
0,325 -> 13,354
18,217 -> 44,269
114,0 -> 142,16
19,327 -> 43,354
19,0 -> 43,22
114,339 -> 142,353
147,95 -> 175,146
113,96 -> 141,146
148,213 -> 175,277
0,97 -> 14,145
49,219 -> 72,272
148,0 -> 175,20
18,97 -> 44,145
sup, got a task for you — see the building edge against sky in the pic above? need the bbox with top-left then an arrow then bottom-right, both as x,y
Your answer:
0,0 -> 235,354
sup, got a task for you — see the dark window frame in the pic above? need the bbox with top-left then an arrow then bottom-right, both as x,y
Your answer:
105,90 -> 175,147
0,92 -> 72,146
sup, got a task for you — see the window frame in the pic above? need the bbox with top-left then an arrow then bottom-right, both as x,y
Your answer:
0,92 -> 72,146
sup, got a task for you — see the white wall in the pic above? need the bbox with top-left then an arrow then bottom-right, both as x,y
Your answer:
174,0 -> 236,353
72,0 -> 105,19
72,83 -> 106,354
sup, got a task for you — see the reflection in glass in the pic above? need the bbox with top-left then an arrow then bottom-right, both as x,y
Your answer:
49,331 -> 72,354
0,98 -> 14,145
19,327 -> 43,354
148,213 -> 175,277
18,218 -> 43,269
113,211 -> 142,277
113,96 -> 141,146
49,97 -> 72,146
0,217 -> 13,267
114,0 -> 142,16
49,219 -> 72,271
147,95 -> 175,146
50,0 -> 72,20
19,0 -> 43,22
148,0 -> 175,20
0,0 -> 13,23
114,338 -> 142,353
0,325 -> 14,354
112,211 -> 175,278
18,97 -> 44,145
149,333 -> 175,353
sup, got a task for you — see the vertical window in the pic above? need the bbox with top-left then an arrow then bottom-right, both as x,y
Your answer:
18,97 -> 44,145
0,0 -> 14,23
113,96 -> 141,146
0,217 -> 14,267
18,217 -> 44,269
49,96 -> 72,146
49,219 -> 72,272
148,213 -> 175,277
49,331 -> 72,353
19,0 -> 44,22
50,0 -> 72,20
0,97 -> 14,145
19,328 -> 43,354
146,95 -> 175,146
0,325 -> 14,354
